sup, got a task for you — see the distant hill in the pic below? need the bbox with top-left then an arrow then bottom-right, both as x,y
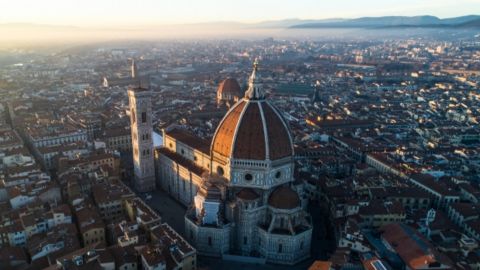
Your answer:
441,15 -> 480,25
456,18 -> 480,28
2,16 -> 478,32
290,15 -> 480,29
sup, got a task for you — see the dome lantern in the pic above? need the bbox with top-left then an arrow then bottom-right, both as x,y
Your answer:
244,58 -> 265,100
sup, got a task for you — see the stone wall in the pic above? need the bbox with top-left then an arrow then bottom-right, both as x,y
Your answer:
185,217 -> 231,257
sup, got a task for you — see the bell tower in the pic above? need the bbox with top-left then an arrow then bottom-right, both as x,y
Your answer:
128,86 -> 155,192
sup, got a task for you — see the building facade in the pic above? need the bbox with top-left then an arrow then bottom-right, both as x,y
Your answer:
101,127 -> 132,152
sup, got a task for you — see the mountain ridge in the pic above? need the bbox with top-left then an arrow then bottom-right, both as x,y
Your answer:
289,15 -> 480,29
1,15 -> 479,31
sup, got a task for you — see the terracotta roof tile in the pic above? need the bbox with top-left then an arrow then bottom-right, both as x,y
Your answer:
212,99 -> 293,162
232,102 -> 266,160
261,102 -> 293,159
212,101 -> 246,158
165,128 -> 210,155
382,223 -> 453,269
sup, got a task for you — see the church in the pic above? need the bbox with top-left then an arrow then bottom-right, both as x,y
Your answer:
130,60 -> 312,265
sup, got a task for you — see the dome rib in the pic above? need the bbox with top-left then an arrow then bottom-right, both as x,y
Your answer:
258,101 -> 270,160
211,100 -> 247,158
261,102 -> 294,160
231,102 -> 266,160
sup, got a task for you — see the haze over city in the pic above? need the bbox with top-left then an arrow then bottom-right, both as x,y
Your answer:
1,0 -> 480,47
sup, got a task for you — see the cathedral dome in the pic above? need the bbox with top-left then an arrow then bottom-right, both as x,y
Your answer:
268,186 -> 300,209
211,60 -> 293,161
217,78 -> 242,99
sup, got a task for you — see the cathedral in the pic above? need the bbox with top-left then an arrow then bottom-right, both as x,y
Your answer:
132,60 -> 312,265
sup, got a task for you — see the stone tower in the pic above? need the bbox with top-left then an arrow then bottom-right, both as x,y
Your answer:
128,86 -> 155,192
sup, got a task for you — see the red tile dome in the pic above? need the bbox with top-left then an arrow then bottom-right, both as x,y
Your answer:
217,78 -> 242,99
211,99 -> 293,161
268,186 -> 300,209
236,188 -> 260,201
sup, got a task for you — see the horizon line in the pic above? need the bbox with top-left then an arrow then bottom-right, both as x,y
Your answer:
1,14 -> 478,29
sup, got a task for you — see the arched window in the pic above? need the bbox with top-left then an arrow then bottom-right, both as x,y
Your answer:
217,166 -> 224,176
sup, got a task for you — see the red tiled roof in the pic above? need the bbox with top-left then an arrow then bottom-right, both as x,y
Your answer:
308,261 -> 332,270
165,128 -> 210,155
232,101 -> 266,159
382,223 -> 453,269
211,100 -> 246,158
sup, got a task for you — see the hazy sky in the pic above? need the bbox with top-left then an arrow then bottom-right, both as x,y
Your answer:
1,0 -> 479,26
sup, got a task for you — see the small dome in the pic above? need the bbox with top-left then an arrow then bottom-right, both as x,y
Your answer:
217,78 -> 242,99
236,188 -> 260,201
268,186 -> 300,209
